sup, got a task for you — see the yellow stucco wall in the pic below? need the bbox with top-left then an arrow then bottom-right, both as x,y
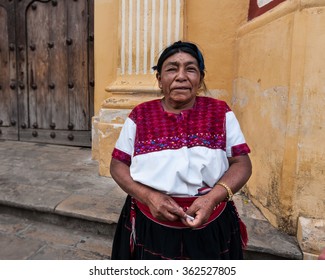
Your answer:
296,3 -> 325,220
235,0 -> 325,235
235,6 -> 294,231
92,0 -> 120,162
94,0 -> 119,116
184,0 -> 250,104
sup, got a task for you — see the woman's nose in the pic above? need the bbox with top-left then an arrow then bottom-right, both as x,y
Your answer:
176,69 -> 187,80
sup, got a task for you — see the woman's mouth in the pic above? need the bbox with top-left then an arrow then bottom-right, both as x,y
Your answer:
172,87 -> 190,91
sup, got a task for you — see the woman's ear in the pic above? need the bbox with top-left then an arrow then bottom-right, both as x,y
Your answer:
156,73 -> 162,89
199,72 -> 205,87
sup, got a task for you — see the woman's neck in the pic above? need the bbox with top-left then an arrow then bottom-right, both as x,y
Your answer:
161,97 -> 196,114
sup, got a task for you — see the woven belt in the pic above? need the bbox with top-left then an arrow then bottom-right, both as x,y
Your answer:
135,196 -> 226,229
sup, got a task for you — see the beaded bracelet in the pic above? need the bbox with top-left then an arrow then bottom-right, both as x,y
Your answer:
216,182 -> 234,201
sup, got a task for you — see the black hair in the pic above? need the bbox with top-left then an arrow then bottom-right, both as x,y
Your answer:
152,41 -> 205,76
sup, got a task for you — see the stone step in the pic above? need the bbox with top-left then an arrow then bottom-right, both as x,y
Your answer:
0,206 -> 113,260
234,194 -> 302,260
0,204 -> 117,239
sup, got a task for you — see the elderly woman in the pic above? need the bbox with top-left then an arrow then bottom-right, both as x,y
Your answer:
110,41 -> 252,260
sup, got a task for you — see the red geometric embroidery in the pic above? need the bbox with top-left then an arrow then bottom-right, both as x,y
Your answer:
129,96 -> 231,156
112,148 -> 131,166
231,143 -> 251,157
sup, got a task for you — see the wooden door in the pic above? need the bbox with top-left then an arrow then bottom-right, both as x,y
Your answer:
0,0 -> 94,147
0,0 -> 18,140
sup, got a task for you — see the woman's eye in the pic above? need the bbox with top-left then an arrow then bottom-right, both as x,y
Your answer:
187,68 -> 197,72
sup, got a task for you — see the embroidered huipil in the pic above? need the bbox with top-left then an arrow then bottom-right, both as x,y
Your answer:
112,96 -> 250,196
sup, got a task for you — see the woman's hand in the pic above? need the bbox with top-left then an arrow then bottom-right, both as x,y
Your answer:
145,190 -> 186,222
182,194 -> 218,228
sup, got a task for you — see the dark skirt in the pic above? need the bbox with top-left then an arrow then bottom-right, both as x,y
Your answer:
111,195 -> 244,260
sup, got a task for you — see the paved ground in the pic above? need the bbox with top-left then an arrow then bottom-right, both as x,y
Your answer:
0,211 -> 112,260
0,140 -> 125,260
0,140 -> 302,260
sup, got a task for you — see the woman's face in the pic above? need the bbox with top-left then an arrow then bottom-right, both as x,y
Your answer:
157,52 -> 202,110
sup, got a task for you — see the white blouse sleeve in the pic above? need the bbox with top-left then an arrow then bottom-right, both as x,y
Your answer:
114,117 -> 136,157
225,111 -> 248,157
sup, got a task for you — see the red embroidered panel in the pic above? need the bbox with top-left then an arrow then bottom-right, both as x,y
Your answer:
129,97 -> 231,156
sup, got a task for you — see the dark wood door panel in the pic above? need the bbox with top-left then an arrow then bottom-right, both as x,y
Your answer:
25,1 -> 68,130
0,0 -> 94,147
26,1 -> 53,130
0,1 -> 18,140
67,0 -> 90,131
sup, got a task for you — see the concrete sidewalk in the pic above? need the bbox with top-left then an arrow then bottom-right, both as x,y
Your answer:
0,140 -> 127,259
0,140 -> 126,224
0,140 -> 302,259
